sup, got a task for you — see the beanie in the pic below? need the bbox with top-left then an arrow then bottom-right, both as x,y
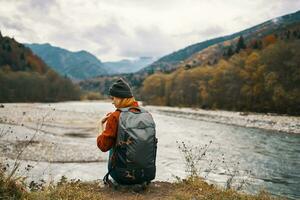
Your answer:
109,78 -> 133,98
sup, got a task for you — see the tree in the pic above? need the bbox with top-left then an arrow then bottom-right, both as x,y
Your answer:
224,46 -> 234,58
6,44 -> 11,52
250,39 -> 262,49
20,53 -> 25,60
141,73 -> 166,105
235,36 -> 246,53
262,35 -> 276,47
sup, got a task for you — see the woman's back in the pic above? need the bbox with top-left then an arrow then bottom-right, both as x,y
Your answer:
96,78 -> 157,186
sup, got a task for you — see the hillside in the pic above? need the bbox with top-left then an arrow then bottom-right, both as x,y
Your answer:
25,43 -> 108,80
0,32 -> 80,102
26,43 -> 156,79
79,11 -> 300,115
139,10 -> 300,74
80,10 -> 300,100
141,22 -> 300,115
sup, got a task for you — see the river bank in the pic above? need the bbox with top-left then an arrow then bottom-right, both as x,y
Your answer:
1,102 -> 299,164
0,102 -> 299,199
145,105 -> 300,134
1,169 -> 278,200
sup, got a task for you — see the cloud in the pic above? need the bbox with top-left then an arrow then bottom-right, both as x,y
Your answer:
0,13 -> 39,42
172,26 -> 225,41
199,26 -> 225,38
82,21 -> 174,59
0,16 -> 25,32
25,0 -> 58,12
80,20 -> 127,59
84,20 -> 126,45
0,0 -> 299,61
119,26 -> 175,57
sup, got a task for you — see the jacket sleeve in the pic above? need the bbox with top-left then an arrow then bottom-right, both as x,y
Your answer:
96,112 -> 119,152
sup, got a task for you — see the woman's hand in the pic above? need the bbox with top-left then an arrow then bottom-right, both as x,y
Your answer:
101,112 -> 112,124
97,112 -> 112,133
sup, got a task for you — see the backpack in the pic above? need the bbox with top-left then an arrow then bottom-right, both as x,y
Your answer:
103,106 -> 157,185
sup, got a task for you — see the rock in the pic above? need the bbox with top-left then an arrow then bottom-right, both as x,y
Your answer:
239,112 -> 249,116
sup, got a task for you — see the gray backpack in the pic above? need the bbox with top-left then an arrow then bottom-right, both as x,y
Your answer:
103,106 -> 157,185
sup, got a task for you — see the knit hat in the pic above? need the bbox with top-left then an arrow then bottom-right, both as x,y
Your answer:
109,78 -> 133,98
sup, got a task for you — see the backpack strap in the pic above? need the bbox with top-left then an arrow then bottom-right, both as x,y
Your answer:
117,106 -> 146,113
103,146 -> 119,187
103,168 -> 114,186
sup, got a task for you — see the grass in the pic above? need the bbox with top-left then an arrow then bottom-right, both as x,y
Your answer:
25,179 -> 104,200
0,163 -> 26,200
0,165 -> 283,200
172,176 -> 278,200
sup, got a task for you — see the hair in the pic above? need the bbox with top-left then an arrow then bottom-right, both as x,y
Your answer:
113,96 -> 136,108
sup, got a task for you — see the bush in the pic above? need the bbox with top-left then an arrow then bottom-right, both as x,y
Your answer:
80,91 -> 103,100
0,162 -> 26,200
25,177 -> 104,200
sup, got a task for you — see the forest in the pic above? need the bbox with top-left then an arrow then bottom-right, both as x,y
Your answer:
0,32 -> 80,102
141,32 -> 300,115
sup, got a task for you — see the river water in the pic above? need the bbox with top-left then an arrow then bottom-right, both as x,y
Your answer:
1,102 -> 299,199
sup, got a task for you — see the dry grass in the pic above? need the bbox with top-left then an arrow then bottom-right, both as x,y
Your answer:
0,167 -> 283,200
170,176 -> 281,200
0,164 -> 26,200
24,179 -> 104,200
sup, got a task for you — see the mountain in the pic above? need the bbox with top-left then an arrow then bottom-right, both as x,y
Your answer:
139,10 -> 300,74
103,56 -> 156,74
26,43 -> 155,79
139,13 -> 300,114
25,43 -> 108,80
0,32 -> 80,102
79,10 -> 300,104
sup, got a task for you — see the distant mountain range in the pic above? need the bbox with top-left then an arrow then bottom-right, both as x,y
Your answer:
26,43 -> 156,80
25,43 -> 108,80
103,57 -> 156,74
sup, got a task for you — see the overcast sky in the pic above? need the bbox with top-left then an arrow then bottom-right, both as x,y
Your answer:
0,0 -> 299,61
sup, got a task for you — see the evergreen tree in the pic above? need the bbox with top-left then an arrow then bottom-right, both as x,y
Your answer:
226,46 -> 234,57
20,53 -> 25,60
235,36 -> 246,53
252,40 -> 259,49
286,30 -> 291,39
6,45 -> 11,52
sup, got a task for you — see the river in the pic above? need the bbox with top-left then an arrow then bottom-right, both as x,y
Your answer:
0,101 -> 299,199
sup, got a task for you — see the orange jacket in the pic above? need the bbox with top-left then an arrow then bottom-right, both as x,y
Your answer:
97,101 -> 139,152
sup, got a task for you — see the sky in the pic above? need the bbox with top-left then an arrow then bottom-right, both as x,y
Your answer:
0,0 -> 299,61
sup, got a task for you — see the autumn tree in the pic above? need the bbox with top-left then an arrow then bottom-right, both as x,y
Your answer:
262,35 -> 276,47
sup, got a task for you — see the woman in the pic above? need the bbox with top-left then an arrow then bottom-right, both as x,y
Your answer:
97,78 -> 139,152
97,78 -> 157,186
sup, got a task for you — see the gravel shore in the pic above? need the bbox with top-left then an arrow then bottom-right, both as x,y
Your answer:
0,103 -> 106,163
1,102 -> 299,164
145,105 -> 300,134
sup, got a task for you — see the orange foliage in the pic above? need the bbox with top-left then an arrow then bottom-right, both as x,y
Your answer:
26,54 -> 48,74
262,35 -> 277,47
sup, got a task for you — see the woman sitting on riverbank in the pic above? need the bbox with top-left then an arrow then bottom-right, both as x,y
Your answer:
96,78 -> 157,188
